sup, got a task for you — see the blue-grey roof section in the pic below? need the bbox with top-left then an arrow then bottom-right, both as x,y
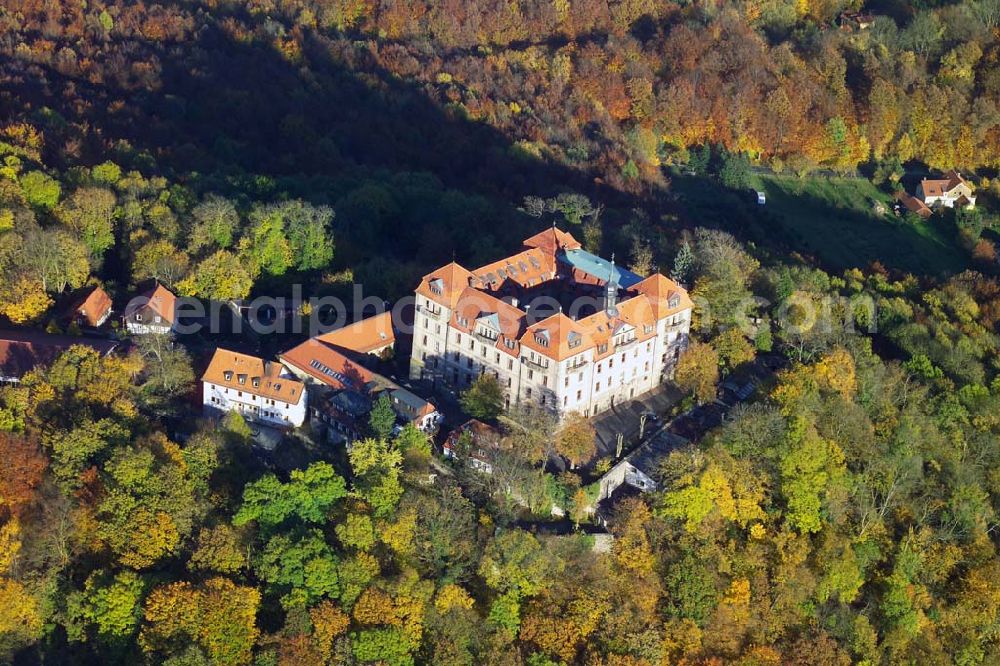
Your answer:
559,249 -> 642,287
478,313 -> 501,330
627,431 -> 688,478
391,387 -> 430,412
330,390 -> 372,416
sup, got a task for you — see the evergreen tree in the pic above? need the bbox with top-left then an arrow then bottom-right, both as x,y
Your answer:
671,241 -> 695,287
368,393 -> 397,441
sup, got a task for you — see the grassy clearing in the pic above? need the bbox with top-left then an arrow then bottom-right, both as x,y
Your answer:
751,174 -> 967,275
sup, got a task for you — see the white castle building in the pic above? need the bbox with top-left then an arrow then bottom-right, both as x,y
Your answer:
409,227 -> 693,420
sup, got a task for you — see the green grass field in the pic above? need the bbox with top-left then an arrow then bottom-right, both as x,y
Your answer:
671,171 -> 968,276
752,174 -> 966,275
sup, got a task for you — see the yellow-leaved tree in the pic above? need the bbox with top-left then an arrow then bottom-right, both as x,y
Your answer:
141,577 -> 260,665
0,274 -> 52,324
0,517 -> 42,659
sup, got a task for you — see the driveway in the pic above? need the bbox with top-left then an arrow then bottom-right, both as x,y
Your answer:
591,384 -> 683,461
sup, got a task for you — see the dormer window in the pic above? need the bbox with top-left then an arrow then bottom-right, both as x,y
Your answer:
223,371 -> 233,381
534,330 -> 550,347
598,343 -> 608,354
644,324 -> 654,334
237,374 -> 246,385
568,331 -> 582,349
429,278 -> 444,295
668,294 -> 681,308
135,314 -> 143,322
252,378 -> 260,388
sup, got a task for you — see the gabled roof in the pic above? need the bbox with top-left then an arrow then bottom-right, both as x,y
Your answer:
896,192 -> 932,218
471,248 -> 556,290
920,170 -> 971,198
479,313 -> 501,331
279,339 -> 378,392
445,419 -> 502,459
70,286 -> 113,327
632,274 -> 694,318
446,419 -> 499,445
415,262 -> 475,310
522,227 -> 582,255
0,329 -> 118,380
389,387 -> 437,420
627,432 -> 688,479
419,229 -> 694,364
315,311 -> 394,355
452,288 -> 526,338
519,284 -> 690,363
520,312 -> 589,361
202,349 -> 304,404
573,309 -> 616,359
615,294 -> 655,329
123,281 -> 177,324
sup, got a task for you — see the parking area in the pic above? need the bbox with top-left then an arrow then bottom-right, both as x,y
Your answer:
591,384 -> 683,461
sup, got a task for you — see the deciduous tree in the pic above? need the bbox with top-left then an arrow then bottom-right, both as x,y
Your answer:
460,373 -> 504,421
674,340 -> 720,404
141,577 -> 260,665
56,186 -> 117,260
554,414 -> 596,469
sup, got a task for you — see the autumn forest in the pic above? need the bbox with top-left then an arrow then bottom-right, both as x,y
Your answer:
1,0 -> 1000,665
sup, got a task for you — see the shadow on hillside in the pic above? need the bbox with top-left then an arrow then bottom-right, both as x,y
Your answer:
759,190 -> 966,277
2,14 -> 657,284
671,173 -> 967,277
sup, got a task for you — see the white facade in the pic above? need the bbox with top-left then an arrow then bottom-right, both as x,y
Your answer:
92,310 -> 112,327
598,458 -> 657,502
917,174 -> 976,209
410,293 -> 690,420
202,380 -> 307,428
126,316 -> 172,336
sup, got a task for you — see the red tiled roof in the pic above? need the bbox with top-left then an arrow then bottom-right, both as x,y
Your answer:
279,338 -> 377,392
470,248 -> 557,291
316,311 -> 395,355
415,262 -> 475,310
418,230 -> 694,364
70,286 -> 113,327
522,227 -> 582,255
517,283 -> 691,363
444,418 -> 503,460
632,274 -> 694,319
0,329 -> 118,380
920,170 -> 971,198
451,287 -> 528,357
202,348 -> 304,404
520,312 -> 591,362
897,192 -> 932,218
451,288 -> 526,336
123,282 -> 177,324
